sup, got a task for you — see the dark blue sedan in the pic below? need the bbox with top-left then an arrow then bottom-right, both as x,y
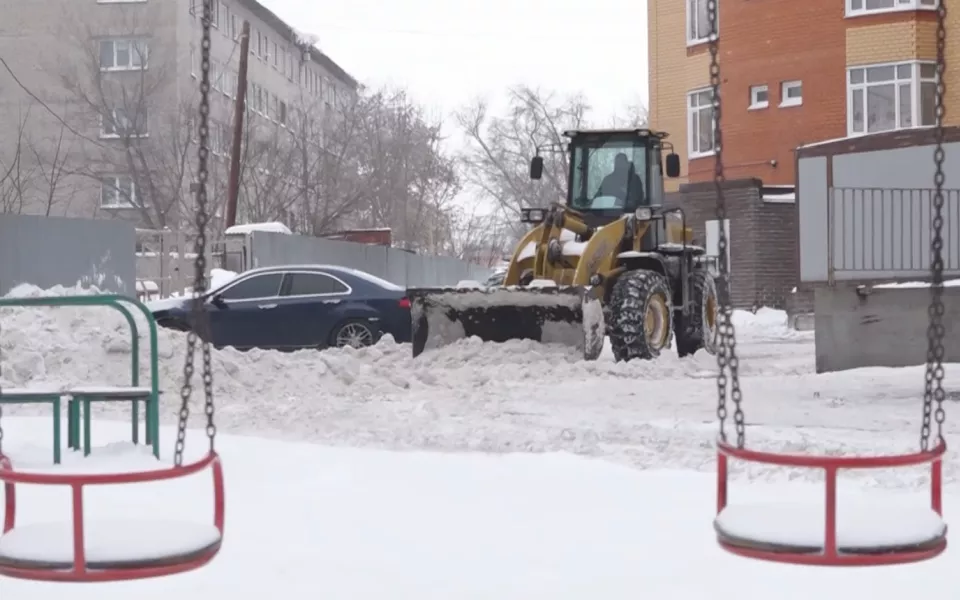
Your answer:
148,265 -> 412,351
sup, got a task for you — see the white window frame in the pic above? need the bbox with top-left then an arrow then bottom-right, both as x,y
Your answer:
99,38 -> 149,71
749,85 -> 769,109
846,0 -> 937,18
780,80 -> 803,107
846,61 -> 937,137
686,0 -> 717,46
100,176 -> 137,209
687,87 -> 717,159
100,107 -> 149,138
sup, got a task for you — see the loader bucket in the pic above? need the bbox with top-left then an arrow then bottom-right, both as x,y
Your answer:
409,286 -> 605,361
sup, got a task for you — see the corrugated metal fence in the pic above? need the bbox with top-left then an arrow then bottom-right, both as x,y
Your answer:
0,214 -> 135,296
0,215 -> 490,297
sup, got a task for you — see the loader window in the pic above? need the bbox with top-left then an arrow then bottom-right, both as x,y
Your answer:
570,141 -> 649,212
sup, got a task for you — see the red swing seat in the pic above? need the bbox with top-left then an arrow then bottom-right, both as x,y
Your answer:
715,439 -> 947,566
0,453 -> 225,582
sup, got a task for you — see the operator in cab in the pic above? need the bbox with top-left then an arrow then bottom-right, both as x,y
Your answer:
596,152 -> 645,209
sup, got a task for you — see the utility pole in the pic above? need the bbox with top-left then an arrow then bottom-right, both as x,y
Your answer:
225,20 -> 250,229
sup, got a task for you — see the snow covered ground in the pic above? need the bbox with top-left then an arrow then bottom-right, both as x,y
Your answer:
0,421 -> 956,599
0,284 -> 958,597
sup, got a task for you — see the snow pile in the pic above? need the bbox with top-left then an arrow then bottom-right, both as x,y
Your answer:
2,284 -> 881,482
730,307 -> 808,341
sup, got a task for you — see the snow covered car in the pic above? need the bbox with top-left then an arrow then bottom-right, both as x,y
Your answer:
147,265 -> 412,351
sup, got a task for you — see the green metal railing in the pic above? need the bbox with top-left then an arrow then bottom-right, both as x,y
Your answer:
0,294 -> 161,458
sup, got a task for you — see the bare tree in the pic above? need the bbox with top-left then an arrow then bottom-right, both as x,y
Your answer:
456,86 -> 589,234
0,105 -> 38,214
57,5 -> 195,229
352,89 -> 460,252
27,103 -> 85,216
440,204 -> 513,267
456,85 -> 648,241
284,84 -> 460,253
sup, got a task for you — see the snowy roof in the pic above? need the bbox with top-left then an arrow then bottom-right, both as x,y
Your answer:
796,126 -> 960,159
234,0 -> 357,88
224,222 -> 292,235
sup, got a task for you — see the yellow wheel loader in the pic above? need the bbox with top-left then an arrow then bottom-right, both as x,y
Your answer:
410,128 -> 720,362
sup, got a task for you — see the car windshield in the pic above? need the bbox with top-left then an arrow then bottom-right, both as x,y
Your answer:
570,140 -> 649,212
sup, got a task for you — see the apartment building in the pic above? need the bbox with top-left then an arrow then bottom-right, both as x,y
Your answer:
0,0 -> 356,226
648,0 -> 955,191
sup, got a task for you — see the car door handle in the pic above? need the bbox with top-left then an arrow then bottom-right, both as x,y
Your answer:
258,303 -> 278,309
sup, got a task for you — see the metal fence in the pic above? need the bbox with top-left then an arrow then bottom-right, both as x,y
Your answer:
827,187 -> 960,282
1,215 -> 490,298
247,231 -> 492,287
0,214 -> 135,296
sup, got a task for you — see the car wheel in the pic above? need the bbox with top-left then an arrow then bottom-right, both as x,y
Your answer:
330,319 -> 377,349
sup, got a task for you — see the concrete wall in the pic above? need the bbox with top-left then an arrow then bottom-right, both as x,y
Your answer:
799,143 -> 960,283
0,214 -> 136,296
814,284 -> 960,373
247,231 -> 492,287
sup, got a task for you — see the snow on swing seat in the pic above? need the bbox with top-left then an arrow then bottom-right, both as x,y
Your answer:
715,502 -> 947,554
0,520 -> 222,570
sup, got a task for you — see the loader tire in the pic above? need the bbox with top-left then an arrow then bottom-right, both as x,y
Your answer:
674,270 -> 719,358
608,270 -> 673,362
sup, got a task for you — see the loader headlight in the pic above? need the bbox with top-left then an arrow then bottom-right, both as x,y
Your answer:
635,207 -> 653,221
521,208 -> 546,224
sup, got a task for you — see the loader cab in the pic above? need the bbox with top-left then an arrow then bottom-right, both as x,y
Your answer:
529,129 -> 680,225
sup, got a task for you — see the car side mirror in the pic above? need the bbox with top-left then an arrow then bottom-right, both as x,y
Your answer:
529,156 -> 544,180
209,294 -> 226,308
665,152 -> 681,178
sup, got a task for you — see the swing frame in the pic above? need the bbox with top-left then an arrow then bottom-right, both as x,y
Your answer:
0,453 -> 225,582
0,452 -> 226,583
715,440 -> 947,566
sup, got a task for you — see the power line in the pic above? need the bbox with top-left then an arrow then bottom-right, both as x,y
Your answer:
0,55 -> 109,149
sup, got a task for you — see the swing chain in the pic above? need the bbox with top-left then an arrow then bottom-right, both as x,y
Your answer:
921,0 -> 948,452
708,0 -> 745,448
175,0 -> 217,468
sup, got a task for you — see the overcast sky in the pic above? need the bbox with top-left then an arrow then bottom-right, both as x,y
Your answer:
262,0 -> 649,123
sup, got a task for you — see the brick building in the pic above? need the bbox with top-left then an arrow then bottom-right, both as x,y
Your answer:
647,0 -> 956,311
665,181 -> 797,308
648,0 -> 952,190
0,0 -> 356,228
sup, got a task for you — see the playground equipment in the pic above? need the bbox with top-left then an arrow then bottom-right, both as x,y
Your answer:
0,295 -> 162,466
0,0 -> 224,582
708,2 -> 949,566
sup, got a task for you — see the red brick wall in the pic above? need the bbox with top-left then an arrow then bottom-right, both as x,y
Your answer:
687,0 -> 848,186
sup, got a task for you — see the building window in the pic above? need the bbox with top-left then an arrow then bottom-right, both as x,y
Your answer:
100,176 -> 137,209
847,62 -> 936,135
846,0 -> 937,17
686,0 -> 716,45
780,80 -> 802,107
100,107 -> 148,138
99,39 -> 148,71
687,88 -> 716,158
231,14 -> 240,40
273,41 -> 279,67
749,85 -> 768,109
